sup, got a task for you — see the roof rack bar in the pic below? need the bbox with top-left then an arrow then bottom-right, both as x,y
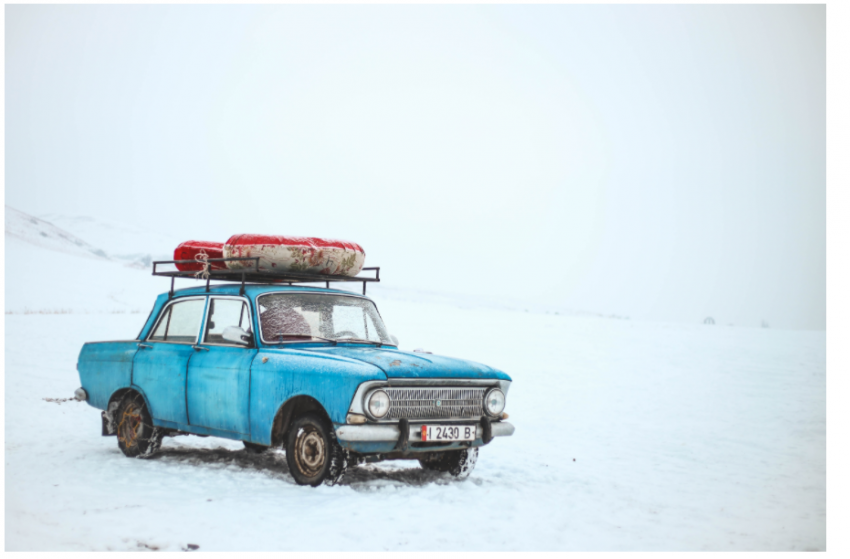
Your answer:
151,257 -> 381,291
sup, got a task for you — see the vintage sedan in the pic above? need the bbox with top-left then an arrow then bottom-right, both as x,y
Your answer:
75,283 -> 514,486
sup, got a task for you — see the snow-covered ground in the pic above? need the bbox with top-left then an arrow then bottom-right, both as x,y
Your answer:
4,210 -> 826,551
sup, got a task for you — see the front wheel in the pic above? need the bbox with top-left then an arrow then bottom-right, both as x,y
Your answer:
285,413 -> 347,487
418,447 -> 478,479
115,393 -> 163,458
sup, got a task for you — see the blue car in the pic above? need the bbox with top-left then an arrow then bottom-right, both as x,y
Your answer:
75,273 -> 514,486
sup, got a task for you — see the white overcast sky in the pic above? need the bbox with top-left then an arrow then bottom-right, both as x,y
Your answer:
4,4 -> 825,329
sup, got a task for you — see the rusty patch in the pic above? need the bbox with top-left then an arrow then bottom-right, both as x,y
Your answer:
389,360 -> 402,367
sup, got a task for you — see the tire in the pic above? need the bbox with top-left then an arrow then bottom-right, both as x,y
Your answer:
418,447 -> 478,479
285,413 -> 348,487
115,393 -> 163,459
243,441 -> 269,454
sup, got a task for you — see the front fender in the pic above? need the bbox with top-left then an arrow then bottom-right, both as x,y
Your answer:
248,348 -> 386,446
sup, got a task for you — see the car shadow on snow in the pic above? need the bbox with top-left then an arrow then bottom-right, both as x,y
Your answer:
152,446 -> 296,483
150,444 -> 477,489
339,462 -> 461,489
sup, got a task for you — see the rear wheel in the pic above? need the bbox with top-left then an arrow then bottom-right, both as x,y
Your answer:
285,413 -> 347,487
418,447 -> 478,479
115,393 -> 162,458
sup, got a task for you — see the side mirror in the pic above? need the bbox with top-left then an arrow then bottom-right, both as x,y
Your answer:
222,326 -> 252,346
389,334 -> 399,346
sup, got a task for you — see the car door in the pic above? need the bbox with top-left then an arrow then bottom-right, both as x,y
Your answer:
186,296 -> 256,435
133,296 -> 207,425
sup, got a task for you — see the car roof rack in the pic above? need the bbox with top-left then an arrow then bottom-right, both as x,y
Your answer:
152,256 -> 380,298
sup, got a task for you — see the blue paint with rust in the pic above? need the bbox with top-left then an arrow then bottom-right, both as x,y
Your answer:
248,348 -> 385,445
134,342 -> 194,424
77,284 -> 511,448
77,341 -> 138,410
187,345 -> 256,434
301,346 -> 511,380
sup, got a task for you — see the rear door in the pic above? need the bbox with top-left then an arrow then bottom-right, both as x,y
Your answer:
186,296 -> 256,435
133,297 -> 207,425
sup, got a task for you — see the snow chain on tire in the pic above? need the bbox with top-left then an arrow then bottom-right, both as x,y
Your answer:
419,447 -> 478,479
324,445 -> 349,487
138,427 -> 163,459
450,447 -> 478,479
115,393 -> 163,459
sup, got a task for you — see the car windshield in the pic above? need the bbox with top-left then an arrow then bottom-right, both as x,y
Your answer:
257,293 -> 391,345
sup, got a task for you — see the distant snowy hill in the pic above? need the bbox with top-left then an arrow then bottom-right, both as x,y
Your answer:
5,206 -> 176,270
5,206 -> 164,313
5,206 -> 110,260
5,206 -> 601,318
38,212 -> 174,268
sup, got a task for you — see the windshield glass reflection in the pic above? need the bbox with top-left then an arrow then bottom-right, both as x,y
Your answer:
257,293 -> 391,344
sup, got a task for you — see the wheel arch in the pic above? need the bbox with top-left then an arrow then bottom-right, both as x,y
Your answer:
269,395 -> 333,448
102,387 -> 152,435
107,386 -> 152,414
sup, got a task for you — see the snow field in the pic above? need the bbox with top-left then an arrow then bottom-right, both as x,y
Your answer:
4,237 -> 163,315
4,296 -> 825,551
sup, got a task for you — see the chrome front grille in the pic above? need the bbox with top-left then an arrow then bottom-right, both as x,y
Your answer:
385,387 -> 486,420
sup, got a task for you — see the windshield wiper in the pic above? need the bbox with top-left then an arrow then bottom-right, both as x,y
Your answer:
335,336 -> 383,347
273,333 -> 338,345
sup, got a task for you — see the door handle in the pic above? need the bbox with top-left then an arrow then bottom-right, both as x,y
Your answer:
138,343 -> 152,350
192,345 -> 210,352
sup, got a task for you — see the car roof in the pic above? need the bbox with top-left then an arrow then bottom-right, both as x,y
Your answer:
163,283 -> 372,300
139,283 -> 377,342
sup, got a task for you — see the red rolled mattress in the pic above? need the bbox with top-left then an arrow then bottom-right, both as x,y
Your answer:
222,234 -> 365,276
174,241 -> 226,272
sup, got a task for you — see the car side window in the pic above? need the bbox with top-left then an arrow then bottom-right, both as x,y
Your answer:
204,298 -> 252,346
148,299 -> 205,343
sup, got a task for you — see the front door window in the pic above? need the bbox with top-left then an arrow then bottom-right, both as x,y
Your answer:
203,298 -> 252,346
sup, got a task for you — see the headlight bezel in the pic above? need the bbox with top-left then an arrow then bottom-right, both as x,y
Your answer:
483,387 -> 506,418
364,389 -> 391,420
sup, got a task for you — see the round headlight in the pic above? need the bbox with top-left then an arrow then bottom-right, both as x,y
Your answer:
367,390 -> 390,419
484,388 -> 505,417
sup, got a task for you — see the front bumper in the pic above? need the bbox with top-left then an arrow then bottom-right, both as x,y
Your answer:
336,420 -> 515,443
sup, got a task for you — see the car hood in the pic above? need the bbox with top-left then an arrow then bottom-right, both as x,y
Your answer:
300,346 -> 511,381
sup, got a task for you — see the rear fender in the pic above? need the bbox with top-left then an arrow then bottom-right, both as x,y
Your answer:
77,341 -> 140,410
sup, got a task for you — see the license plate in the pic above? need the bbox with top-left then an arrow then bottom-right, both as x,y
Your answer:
420,424 -> 477,442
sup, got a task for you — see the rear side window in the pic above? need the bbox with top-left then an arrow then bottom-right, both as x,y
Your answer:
149,299 -> 205,343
